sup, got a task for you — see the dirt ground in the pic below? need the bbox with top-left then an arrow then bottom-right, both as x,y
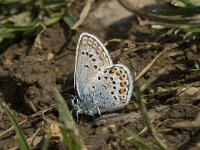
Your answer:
0,0 -> 200,149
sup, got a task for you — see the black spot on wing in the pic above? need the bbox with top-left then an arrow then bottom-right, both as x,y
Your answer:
84,65 -> 89,68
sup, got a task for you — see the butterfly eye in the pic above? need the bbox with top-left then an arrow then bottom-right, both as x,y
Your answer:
73,98 -> 79,104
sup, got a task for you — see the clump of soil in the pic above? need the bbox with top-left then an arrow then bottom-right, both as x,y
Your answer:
9,55 -> 61,111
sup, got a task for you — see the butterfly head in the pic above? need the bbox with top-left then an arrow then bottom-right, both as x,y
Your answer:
71,96 -> 97,116
70,97 -> 83,114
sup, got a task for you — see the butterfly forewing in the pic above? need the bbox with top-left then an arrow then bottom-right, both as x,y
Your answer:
75,33 -> 112,99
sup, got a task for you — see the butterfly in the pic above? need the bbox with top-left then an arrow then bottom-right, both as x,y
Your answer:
71,32 -> 133,117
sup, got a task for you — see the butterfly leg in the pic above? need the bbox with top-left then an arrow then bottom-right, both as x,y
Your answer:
71,108 -> 75,114
70,108 -> 79,122
89,105 -> 101,116
97,106 -> 101,116
76,109 -> 82,122
76,111 -> 79,122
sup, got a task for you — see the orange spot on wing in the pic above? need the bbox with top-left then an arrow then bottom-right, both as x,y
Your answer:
120,82 -> 125,87
120,75 -> 125,80
120,88 -> 125,94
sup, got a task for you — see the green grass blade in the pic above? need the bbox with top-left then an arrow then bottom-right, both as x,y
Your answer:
41,132 -> 50,150
52,89 -> 87,150
0,0 -> 74,49
2,103 -> 30,150
0,31 -> 15,43
43,12 -> 64,26
59,126 -> 81,150
40,0 -> 65,6
178,0 -> 200,7
52,89 -> 74,125
117,0 -> 200,36
124,128 -> 154,150
133,70 -> 167,150
154,7 -> 200,16
62,12 -> 76,28
1,24 -> 39,31
0,0 -> 20,4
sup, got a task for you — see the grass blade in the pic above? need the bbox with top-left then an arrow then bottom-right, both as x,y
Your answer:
2,103 -> 30,150
134,70 -> 167,150
41,132 -> 50,150
117,0 -> 200,36
0,1 -> 75,49
43,12 -> 64,26
52,88 -> 87,150
124,128 -> 154,150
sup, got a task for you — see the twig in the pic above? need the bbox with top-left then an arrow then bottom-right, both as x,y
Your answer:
104,38 -> 122,46
8,146 -> 18,150
71,0 -> 95,29
0,104 -> 55,138
135,43 -> 180,81
0,119 -> 27,137
28,128 -> 40,146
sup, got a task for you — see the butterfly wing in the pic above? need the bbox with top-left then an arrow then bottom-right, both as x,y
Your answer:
74,33 -> 113,99
84,64 -> 133,114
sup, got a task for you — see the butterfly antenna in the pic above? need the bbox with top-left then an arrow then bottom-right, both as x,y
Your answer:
63,94 -> 75,99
